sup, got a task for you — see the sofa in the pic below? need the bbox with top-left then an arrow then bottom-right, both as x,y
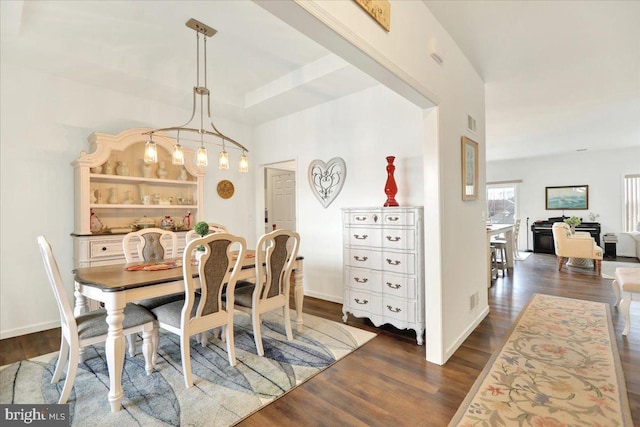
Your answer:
629,221 -> 640,260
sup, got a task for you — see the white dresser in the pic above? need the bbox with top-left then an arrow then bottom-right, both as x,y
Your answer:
341,207 -> 425,345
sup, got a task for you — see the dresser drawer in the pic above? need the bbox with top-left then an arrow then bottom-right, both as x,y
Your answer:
89,239 -> 124,259
382,211 -> 416,226
381,228 -> 415,250
346,227 -> 382,247
344,267 -> 381,292
344,210 -> 381,225
382,251 -> 415,274
345,289 -> 381,315
346,248 -> 382,269
381,273 -> 416,300
381,296 -> 416,323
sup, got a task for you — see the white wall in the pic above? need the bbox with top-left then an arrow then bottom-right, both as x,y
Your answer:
487,147 -> 640,257
0,62 -> 254,338
260,0 -> 487,363
253,85 -> 424,302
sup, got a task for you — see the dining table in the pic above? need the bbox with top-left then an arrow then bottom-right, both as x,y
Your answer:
486,223 -> 514,287
72,251 -> 304,412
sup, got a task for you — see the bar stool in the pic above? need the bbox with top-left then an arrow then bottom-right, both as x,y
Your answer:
491,239 -> 508,276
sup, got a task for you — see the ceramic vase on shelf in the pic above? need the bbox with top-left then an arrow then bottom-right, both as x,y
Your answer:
178,166 -> 188,181
157,161 -> 168,179
90,188 -> 97,204
116,161 -> 129,176
91,165 -> 103,174
182,211 -> 192,229
383,156 -> 399,207
142,163 -> 152,178
103,161 -> 114,175
108,187 -> 118,204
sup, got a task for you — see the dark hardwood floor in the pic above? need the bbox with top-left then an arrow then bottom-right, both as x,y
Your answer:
2,254 -> 638,426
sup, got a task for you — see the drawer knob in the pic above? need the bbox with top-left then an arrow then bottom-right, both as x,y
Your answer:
386,258 -> 401,266
354,256 -> 368,262
387,216 -> 399,222
353,234 -> 368,240
355,216 -> 367,221
354,298 -> 369,305
386,305 -> 401,313
386,236 -> 401,242
386,282 -> 401,289
102,247 -> 107,251
354,277 -> 368,283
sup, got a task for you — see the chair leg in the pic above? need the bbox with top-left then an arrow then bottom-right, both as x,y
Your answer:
252,311 -> 264,357
621,292 -> 632,336
283,306 -> 293,341
52,337 -> 69,383
595,259 -> 602,275
126,334 -> 136,357
200,332 -> 208,347
612,280 -> 621,307
151,327 -> 159,366
557,256 -> 565,271
141,329 -> 153,375
180,334 -> 193,388
226,319 -> 237,366
58,348 -> 79,404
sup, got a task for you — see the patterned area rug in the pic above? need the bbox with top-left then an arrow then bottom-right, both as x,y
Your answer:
1,310 -> 375,426
449,293 -> 633,427
602,260 -> 640,279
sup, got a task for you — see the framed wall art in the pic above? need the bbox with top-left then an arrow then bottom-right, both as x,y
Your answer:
545,185 -> 589,210
461,136 -> 479,201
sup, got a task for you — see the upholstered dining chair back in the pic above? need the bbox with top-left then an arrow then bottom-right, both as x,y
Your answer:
149,232 -> 246,387
234,229 -> 300,356
122,228 -> 178,262
37,236 -> 155,404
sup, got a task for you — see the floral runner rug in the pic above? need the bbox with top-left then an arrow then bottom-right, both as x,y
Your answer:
1,310 -> 375,426
449,293 -> 633,427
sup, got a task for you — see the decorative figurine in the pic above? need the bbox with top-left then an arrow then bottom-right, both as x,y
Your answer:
157,161 -> 168,179
183,211 -> 192,229
90,209 -> 103,233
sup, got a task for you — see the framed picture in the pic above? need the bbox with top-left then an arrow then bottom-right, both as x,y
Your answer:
461,136 -> 479,201
545,185 -> 589,210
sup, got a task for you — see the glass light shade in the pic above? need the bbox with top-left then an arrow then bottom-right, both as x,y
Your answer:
196,146 -> 208,167
238,153 -> 249,173
218,149 -> 229,170
144,139 -> 158,163
172,144 -> 184,165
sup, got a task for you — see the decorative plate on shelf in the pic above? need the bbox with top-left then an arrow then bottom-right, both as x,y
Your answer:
217,180 -> 234,199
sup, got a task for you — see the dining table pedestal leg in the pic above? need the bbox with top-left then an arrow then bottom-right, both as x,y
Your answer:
104,297 -> 126,412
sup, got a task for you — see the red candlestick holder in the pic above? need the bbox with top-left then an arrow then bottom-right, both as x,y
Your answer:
383,156 -> 399,207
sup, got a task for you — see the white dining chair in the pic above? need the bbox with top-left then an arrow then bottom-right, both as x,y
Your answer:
150,232 -> 247,387
37,236 -> 155,404
122,228 -> 182,361
233,229 -> 300,356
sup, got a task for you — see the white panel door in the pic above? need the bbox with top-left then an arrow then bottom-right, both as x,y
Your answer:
270,170 -> 296,231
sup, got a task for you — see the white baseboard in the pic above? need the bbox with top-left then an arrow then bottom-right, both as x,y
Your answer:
0,320 -> 61,340
444,306 -> 490,362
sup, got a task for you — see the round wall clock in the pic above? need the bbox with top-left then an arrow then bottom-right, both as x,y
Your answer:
217,179 -> 235,199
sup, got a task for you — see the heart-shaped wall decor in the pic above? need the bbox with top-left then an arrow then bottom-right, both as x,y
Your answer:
308,157 -> 347,208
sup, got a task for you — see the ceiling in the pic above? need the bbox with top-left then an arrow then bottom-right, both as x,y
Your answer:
424,0 -> 640,161
2,1 -> 638,161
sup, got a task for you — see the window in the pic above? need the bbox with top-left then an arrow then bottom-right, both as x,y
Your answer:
624,174 -> 640,232
487,183 -> 518,224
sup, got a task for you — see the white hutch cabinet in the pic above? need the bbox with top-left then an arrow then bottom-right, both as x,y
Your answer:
341,207 -> 425,345
71,128 -> 206,267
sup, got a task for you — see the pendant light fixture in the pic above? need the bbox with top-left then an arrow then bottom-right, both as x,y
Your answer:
143,18 -> 248,172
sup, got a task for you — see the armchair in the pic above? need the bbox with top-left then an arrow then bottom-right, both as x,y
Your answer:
552,222 -> 603,274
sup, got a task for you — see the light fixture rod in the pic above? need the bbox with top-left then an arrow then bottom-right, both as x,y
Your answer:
144,127 -> 249,152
